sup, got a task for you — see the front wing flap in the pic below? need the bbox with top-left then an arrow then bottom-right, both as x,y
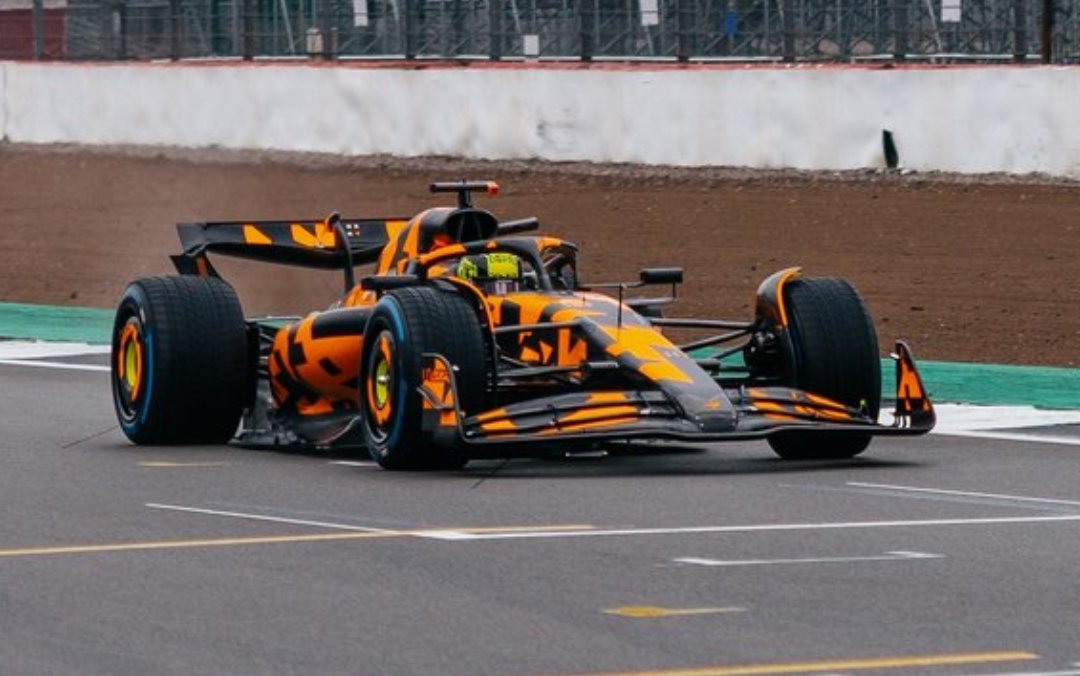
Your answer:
419,341 -> 935,448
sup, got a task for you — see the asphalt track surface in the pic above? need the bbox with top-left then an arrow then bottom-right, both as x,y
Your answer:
5,352 -> 1080,676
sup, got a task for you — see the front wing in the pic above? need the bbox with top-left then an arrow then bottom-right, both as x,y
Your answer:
418,341 -> 935,450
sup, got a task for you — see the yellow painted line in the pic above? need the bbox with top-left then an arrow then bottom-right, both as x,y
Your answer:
139,462 -> 232,468
562,651 -> 1038,676
0,524 -> 596,559
604,606 -> 745,619
0,531 -> 395,558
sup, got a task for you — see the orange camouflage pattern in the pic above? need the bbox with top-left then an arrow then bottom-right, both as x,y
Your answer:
269,308 -> 368,416
166,180 -> 938,455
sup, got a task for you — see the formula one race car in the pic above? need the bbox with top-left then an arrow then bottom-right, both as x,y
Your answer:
111,181 -> 934,470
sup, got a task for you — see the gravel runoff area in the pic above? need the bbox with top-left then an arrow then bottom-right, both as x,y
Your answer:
2,142 -> 1078,367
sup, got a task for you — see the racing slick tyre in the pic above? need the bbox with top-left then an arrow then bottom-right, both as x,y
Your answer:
767,277 -> 881,460
359,287 -> 491,471
111,275 -> 250,445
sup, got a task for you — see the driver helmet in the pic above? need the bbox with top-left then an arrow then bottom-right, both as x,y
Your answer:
456,253 -> 522,295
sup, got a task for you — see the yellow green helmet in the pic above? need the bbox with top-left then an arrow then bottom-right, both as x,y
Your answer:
456,253 -> 522,294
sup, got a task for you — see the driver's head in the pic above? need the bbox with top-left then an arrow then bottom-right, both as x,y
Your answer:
456,253 -> 522,295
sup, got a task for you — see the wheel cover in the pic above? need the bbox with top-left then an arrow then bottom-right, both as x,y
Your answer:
365,331 -> 395,441
115,317 -> 144,420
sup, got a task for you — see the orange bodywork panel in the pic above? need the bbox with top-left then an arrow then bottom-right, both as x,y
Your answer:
747,387 -> 860,423
269,308 -> 369,416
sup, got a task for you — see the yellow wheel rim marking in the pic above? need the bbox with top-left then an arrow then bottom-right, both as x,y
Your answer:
374,359 -> 389,407
118,322 -> 143,402
367,333 -> 394,427
124,343 -> 138,386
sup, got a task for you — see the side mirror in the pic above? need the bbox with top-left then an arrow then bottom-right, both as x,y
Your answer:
639,267 -> 683,285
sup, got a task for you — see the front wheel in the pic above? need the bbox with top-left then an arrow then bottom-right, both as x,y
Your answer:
767,276 -> 881,460
359,287 -> 491,471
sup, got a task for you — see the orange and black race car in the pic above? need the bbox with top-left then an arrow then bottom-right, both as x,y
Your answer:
111,181 -> 934,470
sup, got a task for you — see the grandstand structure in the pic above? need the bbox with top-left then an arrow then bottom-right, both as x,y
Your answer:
2,0 -> 1078,62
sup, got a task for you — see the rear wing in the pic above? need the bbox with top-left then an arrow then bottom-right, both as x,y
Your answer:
171,217 -> 407,277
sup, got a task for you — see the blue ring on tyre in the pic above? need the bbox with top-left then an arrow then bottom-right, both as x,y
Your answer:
137,326 -> 154,427
383,298 -> 408,450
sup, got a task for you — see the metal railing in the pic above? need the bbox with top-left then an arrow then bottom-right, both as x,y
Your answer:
2,0 -> 1078,62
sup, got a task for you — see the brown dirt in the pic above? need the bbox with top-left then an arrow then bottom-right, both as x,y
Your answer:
2,143 -> 1079,367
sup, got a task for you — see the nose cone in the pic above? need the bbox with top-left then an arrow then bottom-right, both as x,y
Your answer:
680,390 -> 739,432
590,322 -> 737,432
542,292 -> 739,432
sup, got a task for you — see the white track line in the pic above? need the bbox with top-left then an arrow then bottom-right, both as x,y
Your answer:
932,404 -> 1080,446
847,482 -> 1080,510
0,359 -> 109,372
674,551 -> 942,567
145,503 -> 398,534
935,430 -> 1080,446
146,503 -> 1080,544
932,404 -> 1080,431
0,341 -> 109,372
952,671 -> 1080,676
0,341 -> 109,359
417,513 -> 1080,541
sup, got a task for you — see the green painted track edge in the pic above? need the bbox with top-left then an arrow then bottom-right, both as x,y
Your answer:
883,359 -> 1080,410
3,302 -> 1079,409
0,302 -> 113,344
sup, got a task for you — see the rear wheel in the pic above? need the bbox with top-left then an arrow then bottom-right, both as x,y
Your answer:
767,277 -> 880,460
360,287 -> 491,470
111,275 -> 250,445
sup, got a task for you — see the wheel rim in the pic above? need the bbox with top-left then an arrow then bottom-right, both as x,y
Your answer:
115,316 -> 144,421
365,330 -> 396,442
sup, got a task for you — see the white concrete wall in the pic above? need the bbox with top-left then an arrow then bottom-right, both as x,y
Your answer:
1,61 -> 1077,178
0,63 -> 6,141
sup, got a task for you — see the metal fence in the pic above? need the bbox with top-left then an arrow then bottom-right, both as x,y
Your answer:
3,0 -> 1079,62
